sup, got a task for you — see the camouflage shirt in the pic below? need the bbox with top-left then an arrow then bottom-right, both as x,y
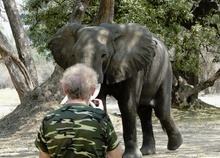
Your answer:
35,103 -> 120,158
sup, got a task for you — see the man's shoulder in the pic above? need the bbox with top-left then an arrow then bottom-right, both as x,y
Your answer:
42,105 -> 66,122
42,104 -> 109,121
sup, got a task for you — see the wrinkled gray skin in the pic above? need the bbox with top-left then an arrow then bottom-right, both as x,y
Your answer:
49,23 -> 183,158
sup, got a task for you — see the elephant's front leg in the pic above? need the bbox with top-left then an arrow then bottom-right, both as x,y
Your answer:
118,99 -> 142,158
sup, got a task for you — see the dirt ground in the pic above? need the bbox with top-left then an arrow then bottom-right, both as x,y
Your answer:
0,89 -> 220,158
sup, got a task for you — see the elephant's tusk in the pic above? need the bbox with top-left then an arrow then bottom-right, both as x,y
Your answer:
60,95 -> 68,104
90,84 -> 101,100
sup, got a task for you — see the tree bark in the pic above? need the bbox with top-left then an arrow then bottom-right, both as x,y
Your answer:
92,0 -> 115,25
0,31 -> 34,100
3,0 -> 38,87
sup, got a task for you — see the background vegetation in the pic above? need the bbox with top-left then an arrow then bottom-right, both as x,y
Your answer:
22,0 -> 220,105
22,0 -> 220,66
0,0 -> 220,106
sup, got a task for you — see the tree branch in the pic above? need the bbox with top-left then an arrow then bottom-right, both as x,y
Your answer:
195,68 -> 220,92
70,0 -> 92,23
181,69 -> 219,95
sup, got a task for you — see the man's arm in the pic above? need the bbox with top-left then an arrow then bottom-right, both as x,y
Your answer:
107,145 -> 123,158
39,150 -> 50,158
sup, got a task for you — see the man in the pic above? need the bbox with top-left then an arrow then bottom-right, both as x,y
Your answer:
35,64 -> 122,158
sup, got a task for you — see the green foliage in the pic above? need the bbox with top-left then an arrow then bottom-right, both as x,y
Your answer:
81,0 -> 99,24
22,0 -> 100,55
115,0 -> 220,75
22,0 -> 220,76
22,0 -> 76,54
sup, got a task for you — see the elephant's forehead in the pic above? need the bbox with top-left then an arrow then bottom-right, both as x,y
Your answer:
78,27 -> 110,44
78,27 -> 108,36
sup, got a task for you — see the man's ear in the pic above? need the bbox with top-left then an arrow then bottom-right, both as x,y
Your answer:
62,83 -> 67,94
91,87 -> 96,97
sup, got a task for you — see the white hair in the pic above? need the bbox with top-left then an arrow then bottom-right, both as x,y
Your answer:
61,64 -> 98,100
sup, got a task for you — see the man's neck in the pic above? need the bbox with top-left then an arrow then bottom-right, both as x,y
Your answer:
67,99 -> 88,105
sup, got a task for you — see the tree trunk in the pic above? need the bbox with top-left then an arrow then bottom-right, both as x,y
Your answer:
70,0 -> 115,26
92,0 -> 115,25
0,65 -> 64,135
0,31 -> 34,100
3,0 -> 38,88
172,69 -> 220,106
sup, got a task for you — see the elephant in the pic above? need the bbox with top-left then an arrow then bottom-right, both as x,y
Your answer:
49,22 -> 183,157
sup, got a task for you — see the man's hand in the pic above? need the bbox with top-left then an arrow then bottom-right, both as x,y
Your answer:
89,99 -> 104,110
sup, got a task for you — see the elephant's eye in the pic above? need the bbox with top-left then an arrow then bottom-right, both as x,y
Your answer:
101,54 -> 106,58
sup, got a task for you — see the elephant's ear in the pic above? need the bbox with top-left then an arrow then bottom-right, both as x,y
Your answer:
48,23 -> 85,69
100,23 -> 158,84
